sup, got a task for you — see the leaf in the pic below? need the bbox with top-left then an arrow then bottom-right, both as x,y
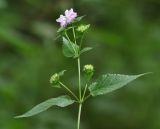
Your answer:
62,37 -> 79,58
51,84 -> 61,88
73,16 -> 85,23
15,95 -> 75,118
89,73 -> 150,96
58,70 -> 66,76
80,47 -> 93,55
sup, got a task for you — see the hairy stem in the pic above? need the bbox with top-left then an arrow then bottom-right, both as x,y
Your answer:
77,104 -> 82,129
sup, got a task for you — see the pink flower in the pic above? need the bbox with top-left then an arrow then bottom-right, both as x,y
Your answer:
56,8 -> 77,27
56,15 -> 67,27
65,8 -> 77,24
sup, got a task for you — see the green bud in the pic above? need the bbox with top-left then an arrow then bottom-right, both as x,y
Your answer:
83,64 -> 94,73
77,24 -> 90,32
83,64 -> 94,81
49,70 -> 66,88
49,73 -> 60,85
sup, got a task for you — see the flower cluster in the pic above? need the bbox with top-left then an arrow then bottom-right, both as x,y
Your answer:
56,8 -> 77,27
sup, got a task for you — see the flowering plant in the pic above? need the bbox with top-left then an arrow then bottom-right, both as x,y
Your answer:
15,8 -> 150,129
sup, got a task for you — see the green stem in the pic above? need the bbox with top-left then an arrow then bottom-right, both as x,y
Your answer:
82,84 -> 88,100
65,31 -> 71,42
77,104 -> 82,129
59,82 -> 79,101
64,31 -> 76,53
78,58 -> 81,100
72,27 -> 77,45
80,33 -> 84,49
83,94 -> 91,102
72,26 -> 83,129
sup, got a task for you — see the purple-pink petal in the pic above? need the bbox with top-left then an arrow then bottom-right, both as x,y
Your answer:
65,8 -> 77,23
56,8 -> 77,27
56,15 -> 67,27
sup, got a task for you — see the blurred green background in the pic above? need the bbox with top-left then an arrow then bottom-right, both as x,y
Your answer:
0,0 -> 160,129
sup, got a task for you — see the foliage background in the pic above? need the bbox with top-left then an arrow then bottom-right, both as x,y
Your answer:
0,0 -> 160,129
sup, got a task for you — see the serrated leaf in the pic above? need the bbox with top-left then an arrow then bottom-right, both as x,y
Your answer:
62,37 -> 79,58
80,47 -> 93,55
15,95 -> 75,118
89,73 -> 150,96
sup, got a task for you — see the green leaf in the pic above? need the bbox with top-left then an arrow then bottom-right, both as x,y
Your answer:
58,70 -> 66,76
62,37 -> 79,58
89,73 -> 150,96
73,16 -> 85,23
80,47 -> 93,55
15,95 -> 75,118
51,84 -> 61,88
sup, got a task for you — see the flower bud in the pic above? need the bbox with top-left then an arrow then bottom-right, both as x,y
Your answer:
49,73 -> 60,85
83,64 -> 94,73
83,64 -> 94,81
77,24 -> 90,32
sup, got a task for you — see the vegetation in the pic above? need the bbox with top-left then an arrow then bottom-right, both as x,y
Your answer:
0,0 -> 159,129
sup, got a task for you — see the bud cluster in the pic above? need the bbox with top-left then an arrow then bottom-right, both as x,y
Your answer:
77,24 -> 90,33
50,73 -> 60,85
